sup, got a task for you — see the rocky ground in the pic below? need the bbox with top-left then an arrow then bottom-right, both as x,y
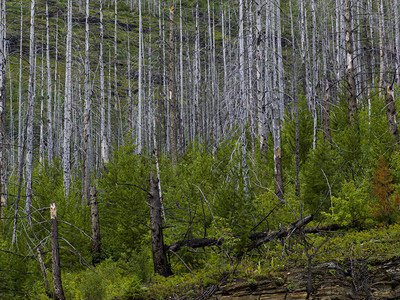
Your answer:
198,256 -> 400,299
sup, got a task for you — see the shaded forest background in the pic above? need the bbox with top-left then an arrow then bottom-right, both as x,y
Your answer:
0,0 -> 400,298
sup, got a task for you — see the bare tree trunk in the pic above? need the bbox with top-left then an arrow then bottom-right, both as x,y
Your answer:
26,0 -> 36,220
137,0 -> 143,154
378,0 -> 385,95
37,245 -> 51,297
272,0 -> 284,202
82,0 -> 91,205
63,0 -> 73,194
113,0 -> 120,149
395,0 -> 400,86
90,186 -> 101,255
99,0 -> 109,166
127,29 -> 133,134
50,202 -> 66,300
239,0 -> 249,199
255,0 -> 265,150
149,172 -> 172,277
46,0 -> 53,163
345,0 -> 357,126
169,5 -> 177,166
385,84 -> 399,143
17,0 -> 23,173
0,0 -> 6,215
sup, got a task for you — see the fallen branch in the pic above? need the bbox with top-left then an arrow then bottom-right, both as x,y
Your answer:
247,214 -> 314,250
167,238 -> 223,253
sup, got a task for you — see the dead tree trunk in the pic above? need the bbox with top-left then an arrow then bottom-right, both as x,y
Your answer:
149,172 -> 172,277
385,85 -> 399,143
37,245 -> 51,297
344,0 -> 357,126
90,186 -> 101,255
50,202 -> 66,300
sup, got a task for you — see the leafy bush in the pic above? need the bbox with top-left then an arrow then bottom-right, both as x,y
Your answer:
63,259 -> 145,300
322,180 -> 373,227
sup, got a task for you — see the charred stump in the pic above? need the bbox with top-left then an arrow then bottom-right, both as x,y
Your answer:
149,172 -> 172,277
50,202 -> 66,300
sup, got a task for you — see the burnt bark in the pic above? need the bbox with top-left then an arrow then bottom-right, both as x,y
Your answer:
322,86 -> 332,146
50,202 -> 66,300
345,0 -> 357,126
385,85 -> 399,144
166,215 -> 321,253
149,172 -> 172,277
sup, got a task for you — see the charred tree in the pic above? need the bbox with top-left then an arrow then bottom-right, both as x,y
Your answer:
50,202 -> 66,300
169,5 -> 178,167
344,0 -> 357,126
385,84 -> 399,144
149,172 -> 172,277
90,186 -> 101,256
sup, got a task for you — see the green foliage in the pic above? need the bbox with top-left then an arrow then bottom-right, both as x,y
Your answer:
282,96 -> 314,167
62,259 -> 145,300
302,140 -> 340,215
98,142 -> 151,257
322,180 -> 373,227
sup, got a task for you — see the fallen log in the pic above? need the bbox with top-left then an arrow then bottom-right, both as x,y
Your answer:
167,238 -> 223,253
167,215 -> 323,253
247,214 -> 314,250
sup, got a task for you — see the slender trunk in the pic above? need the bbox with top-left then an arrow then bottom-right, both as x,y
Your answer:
290,0 -> 301,211
149,172 -> 172,277
378,0 -> 385,95
0,0 -> 6,214
385,85 -> 399,143
63,0 -> 73,194
26,0 -> 36,220
345,0 -> 357,126
169,6 -> 177,166
50,203 -> 66,300
40,47 -> 44,162
46,0 -> 53,163
17,0 -> 23,172
99,0 -> 108,165
82,0 -> 91,205
273,0 -> 284,202
239,0 -> 249,199
113,0 -> 120,149
255,0 -> 265,150
179,0 -> 185,152
137,0 -> 143,154
127,29 -> 133,134
395,0 -> 400,86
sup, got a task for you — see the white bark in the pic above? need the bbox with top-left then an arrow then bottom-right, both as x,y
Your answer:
26,0 -> 36,219
46,1 -> 53,163
83,0 -> 91,204
0,0 -> 6,212
137,0 -> 143,154
63,0 -> 73,195
100,0 -> 109,165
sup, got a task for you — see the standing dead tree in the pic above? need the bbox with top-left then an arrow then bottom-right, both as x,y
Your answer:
50,202 -> 66,300
149,172 -> 172,277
